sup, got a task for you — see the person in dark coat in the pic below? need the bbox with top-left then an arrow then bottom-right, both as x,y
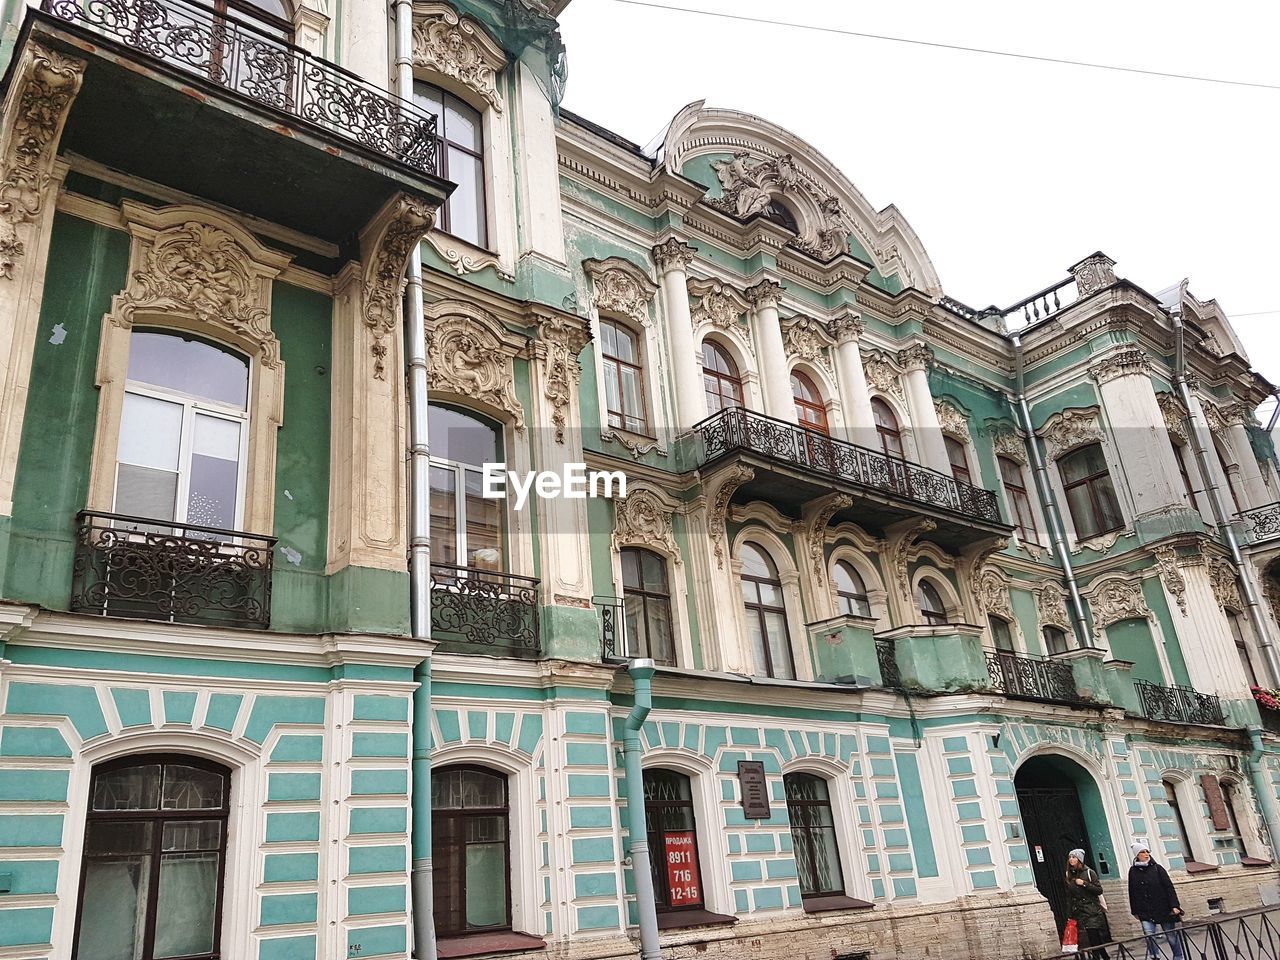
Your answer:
1065,849 -> 1110,959
1127,841 -> 1184,960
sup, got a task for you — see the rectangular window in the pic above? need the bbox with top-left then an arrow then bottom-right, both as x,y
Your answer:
998,456 -> 1039,542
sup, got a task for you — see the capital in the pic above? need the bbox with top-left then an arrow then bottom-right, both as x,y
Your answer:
744,278 -> 783,310
651,237 -> 697,274
896,342 -> 933,372
829,311 -> 865,344
1088,348 -> 1151,385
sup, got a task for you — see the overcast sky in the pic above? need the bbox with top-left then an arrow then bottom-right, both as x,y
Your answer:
559,0 -> 1280,421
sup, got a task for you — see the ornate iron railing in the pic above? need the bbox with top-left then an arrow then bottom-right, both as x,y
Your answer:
595,595 -> 627,661
985,649 -> 1082,703
70,510 -> 275,628
1259,705 -> 1280,737
41,0 -> 438,175
875,637 -> 901,688
696,407 -> 1003,523
1044,904 -> 1280,959
1239,502 -> 1280,544
1135,679 -> 1226,726
430,563 -> 540,659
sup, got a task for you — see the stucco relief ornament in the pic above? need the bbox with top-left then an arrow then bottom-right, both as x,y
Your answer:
896,343 -> 934,372
0,45 -> 85,279
363,196 -> 436,379
427,314 -> 525,430
1087,576 -> 1149,628
708,151 -> 797,220
1041,408 -> 1104,459
116,222 -> 281,369
935,400 -> 972,443
1202,548 -> 1241,609
743,278 -> 783,310
1036,582 -> 1071,630
411,6 -> 504,112
612,487 -> 680,562
889,518 -> 936,601
690,283 -> 747,333
1157,393 -> 1190,443
1089,348 -> 1152,385
592,268 -> 654,326
990,423 -> 1028,464
976,568 -> 1015,621
1153,545 -> 1187,616
828,312 -> 864,344
708,464 -> 753,568
536,313 -> 589,443
790,195 -> 849,261
863,351 -> 906,402
807,494 -> 853,580
651,237 -> 696,274
1070,253 -> 1117,297
783,315 -> 834,372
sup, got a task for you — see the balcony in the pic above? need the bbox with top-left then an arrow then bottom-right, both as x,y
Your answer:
430,563 -> 541,660
875,637 -> 902,688
1135,680 -> 1226,726
985,649 -> 1084,704
70,510 -> 275,629
22,0 -> 450,241
1239,502 -> 1280,546
693,407 -> 1010,549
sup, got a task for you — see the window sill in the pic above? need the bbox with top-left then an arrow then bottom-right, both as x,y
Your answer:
801,895 -> 874,914
656,909 -> 736,931
436,932 -> 546,959
1241,857 -> 1273,867
1184,861 -> 1219,874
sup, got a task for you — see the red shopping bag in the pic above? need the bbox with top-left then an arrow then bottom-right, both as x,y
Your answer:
1061,919 -> 1079,954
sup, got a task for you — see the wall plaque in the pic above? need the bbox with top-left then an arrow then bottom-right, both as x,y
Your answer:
1201,773 -> 1231,831
738,760 -> 771,819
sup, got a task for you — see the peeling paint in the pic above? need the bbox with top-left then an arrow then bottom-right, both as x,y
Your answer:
284,489 -> 293,500
281,546 -> 302,566
48,323 -> 67,345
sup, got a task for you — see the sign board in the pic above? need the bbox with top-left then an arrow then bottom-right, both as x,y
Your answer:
663,831 -> 701,906
1200,773 -> 1231,831
737,760 -> 771,819
1034,845 -> 1044,862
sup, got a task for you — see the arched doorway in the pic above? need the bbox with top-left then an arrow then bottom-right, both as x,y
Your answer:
1015,753 -> 1116,934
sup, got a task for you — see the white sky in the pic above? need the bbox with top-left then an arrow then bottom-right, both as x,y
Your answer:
559,0 -> 1280,421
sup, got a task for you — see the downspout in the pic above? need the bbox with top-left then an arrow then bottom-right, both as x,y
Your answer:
394,2 -> 436,957
1245,729 -> 1280,859
622,659 -> 661,960
1169,286 -> 1280,682
1011,333 -> 1093,648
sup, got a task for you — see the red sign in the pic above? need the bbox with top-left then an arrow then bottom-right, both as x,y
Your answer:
663,831 -> 702,907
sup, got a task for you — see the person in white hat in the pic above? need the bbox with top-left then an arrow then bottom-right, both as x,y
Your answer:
1127,840 -> 1184,960
1064,848 -> 1110,958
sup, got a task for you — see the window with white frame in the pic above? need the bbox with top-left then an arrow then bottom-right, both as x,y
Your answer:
1043,625 -> 1070,656
1163,779 -> 1196,863
945,435 -> 971,486
988,615 -> 1015,652
621,547 -> 676,666
1227,608 -> 1260,687
113,331 -> 250,532
832,560 -> 872,618
1058,443 -> 1123,539
600,319 -> 650,436
998,456 -> 1039,543
429,405 -> 504,571
413,81 -> 487,248
739,541 -> 795,680
783,773 -> 846,899
916,578 -> 947,626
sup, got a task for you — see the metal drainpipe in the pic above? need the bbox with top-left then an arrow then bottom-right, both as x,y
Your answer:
622,659 -> 661,960
393,1 -> 436,956
1011,334 -> 1093,649
1169,291 -> 1280,682
1246,728 -> 1280,858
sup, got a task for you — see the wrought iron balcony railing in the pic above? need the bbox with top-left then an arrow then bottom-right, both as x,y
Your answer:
985,649 -> 1082,703
70,510 -> 275,628
430,563 -> 540,659
595,595 -> 627,662
1135,680 -> 1226,726
41,0 -> 438,176
875,637 -> 902,688
696,406 -> 1003,522
1239,502 -> 1280,545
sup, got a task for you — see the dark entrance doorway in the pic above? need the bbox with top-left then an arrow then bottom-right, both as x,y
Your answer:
1015,754 -> 1106,935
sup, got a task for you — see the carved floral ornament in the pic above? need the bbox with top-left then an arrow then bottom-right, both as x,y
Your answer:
613,485 -> 681,562
535,312 -> 590,444
424,301 -> 525,430
863,350 -> 906,402
708,464 -> 753,568
1040,408 -> 1105,460
0,43 -> 86,279
975,567 -> 1015,622
111,203 -> 291,368
990,422 -> 1028,465
584,257 -> 657,327
1070,253 -> 1117,297
1089,348 -> 1152,385
362,195 -> 438,379
411,3 -> 506,112
783,315 -> 835,372
828,311 -> 864,344
806,494 -> 853,581
1035,581 -> 1071,630
651,237 -> 696,274
1202,547 -> 1241,609
1153,545 -> 1187,616
1157,392 -> 1190,443
1083,574 -> 1150,629
935,399 -> 972,443
688,279 -> 749,334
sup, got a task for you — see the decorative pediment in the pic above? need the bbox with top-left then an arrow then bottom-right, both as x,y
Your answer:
1083,574 -> 1149,629
935,400 -> 972,443
989,422 -> 1028,464
782,314 -> 834,372
411,3 -> 506,112
1040,408 -> 1104,460
863,350 -> 906,403
584,257 -> 657,327
1157,393 -> 1190,444
424,300 -> 525,429
1036,582 -> 1071,630
613,485 -> 680,562
111,203 -> 293,369
689,279 -> 748,332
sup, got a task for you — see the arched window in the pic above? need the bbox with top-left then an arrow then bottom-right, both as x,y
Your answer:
413,82 -> 487,248
1227,609 -> 1259,687
600,319 -> 649,436
621,547 -> 675,665
791,370 -> 828,434
945,436 -> 971,486
784,773 -> 845,899
1059,443 -> 1123,539
432,766 -> 510,935
114,330 -> 250,531
1214,439 -> 1244,513
1169,437 -> 1198,507
762,199 -> 798,233
72,755 -> 230,960
702,340 -> 743,414
1163,779 -> 1195,862
833,560 -> 871,618
429,405 -> 504,570
916,578 -> 947,626
1043,625 -> 1070,656
988,615 -> 1015,652
643,769 -> 704,914
998,456 -> 1038,542
739,542 -> 795,679
871,398 -> 904,460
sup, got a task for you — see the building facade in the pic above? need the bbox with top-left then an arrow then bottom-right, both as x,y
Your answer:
2,1 -> 1280,959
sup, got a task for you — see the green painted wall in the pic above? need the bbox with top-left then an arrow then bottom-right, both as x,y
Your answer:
1105,618 -> 1163,686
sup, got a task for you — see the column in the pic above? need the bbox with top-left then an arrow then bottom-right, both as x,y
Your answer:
1175,554 -> 1255,721
897,343 -> 950,473
1185,388 -> 1236,516
652,238 -> 706,431
1225,404 -> 1270,507
830,311 -> 875,448
744,279 -> 794,422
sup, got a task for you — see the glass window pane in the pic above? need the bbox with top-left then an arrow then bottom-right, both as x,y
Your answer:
738,543 -> 773,579
128,332 -> 248,408
162,765 -> 225,810
118,393 -> 183,471
430,466 -> 458,564
187,415 -> 242,529
640,550 -> 668,592
76,849 -> 151,960
610,325 -> 638,364
84,819 -> 154,854
413,81 -> 444,119
1094,477 -> 1124,530
746,611 -> 769,675
445,99 -> 481,151
445,148 -> 486,248
94,765 -> 162,811
460,770 -> 505,808
432,768 -> 463,809
645,597 -> 675,665
429,407 -> 500,467
1065,484 -> 1099,539
115,463 -> 179,524
989,616 -> 1014,651
620,367 -> 644,422
602,362 -> 622,419
153,850 -> 219,958
464,469 -> 503,569
464,840 -> 507,927
621,549 -> 642,589
764,611 -> 794,679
